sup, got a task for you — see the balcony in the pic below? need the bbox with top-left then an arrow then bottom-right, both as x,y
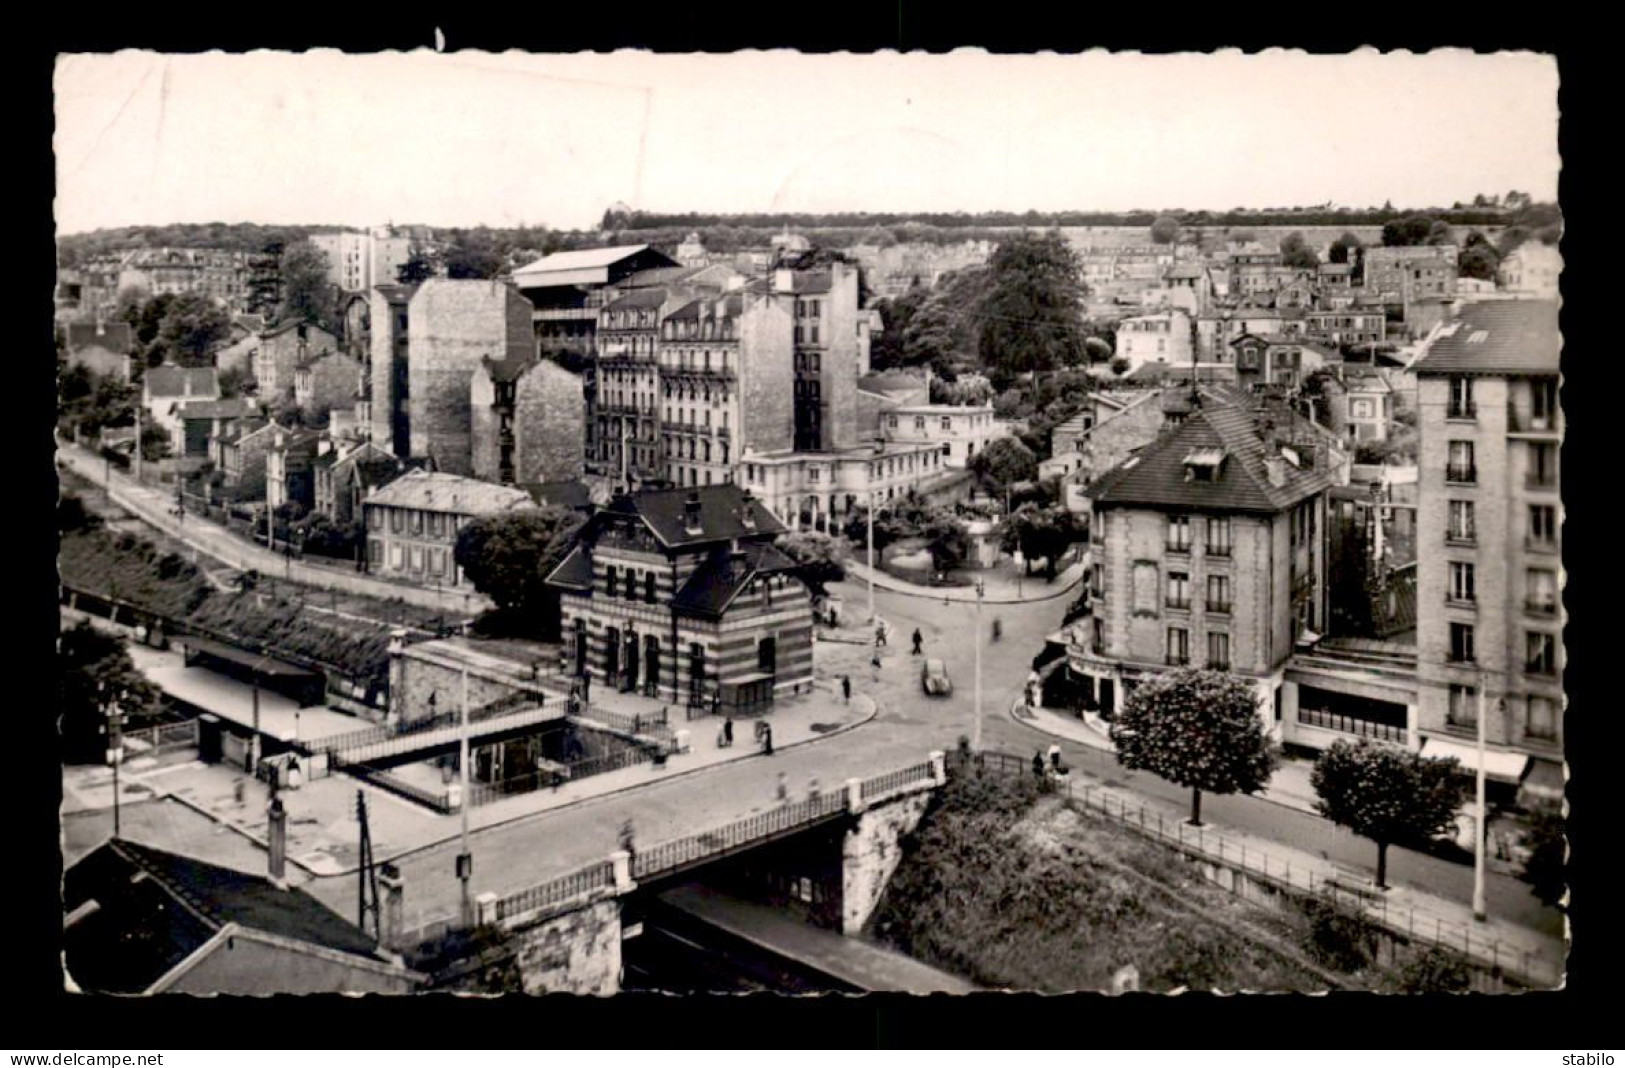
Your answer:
1524,471 -> 1558,492
1525,535 -> 1559,554
1446,401 -> 1477,421
1206,601 -> 1232,615
1445,465 -> 1477,485
1444,530 -> 1476,547
1507,402 -> 1560,436
1525,598 -> 1559,618
1299,707 -> 1406,744
1166,598 -> 1191,612
1165,542 -> 1192,556
1205,544 -> 1231,558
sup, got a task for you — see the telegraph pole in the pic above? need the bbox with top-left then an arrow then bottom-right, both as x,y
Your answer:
457,665 -> 473,928
1472,675 -> 1489,922
866,488 -> 876,623
972,578 -> 985,752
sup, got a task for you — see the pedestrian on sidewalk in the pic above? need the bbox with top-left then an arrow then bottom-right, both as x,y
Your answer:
841,675 -> 851,703
911,628 -> 923,655
875,621 -> 888,646
1032,751 -> 1046,779
762,722 -> 774,756
723,716 -> 734,747
776,771 -> 788,803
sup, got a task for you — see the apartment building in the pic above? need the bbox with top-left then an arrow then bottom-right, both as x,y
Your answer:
363,470 -> 536,586
1411,300 -> 1562,800
1116,310 -> 1195,373
878,404 -> 1006,468
469,353 -> 585,487
511,245 -> 680,357
1364,246 -> 1459,305
1070,399 -> 1334,729
311,228 -> 414,294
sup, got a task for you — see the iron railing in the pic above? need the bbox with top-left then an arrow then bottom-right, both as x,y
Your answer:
961,750 -> 1562,990
630,789 -> 851,882
859,761 -> 936,802
493,860 -> 618,923
1296,707 -> 1407,744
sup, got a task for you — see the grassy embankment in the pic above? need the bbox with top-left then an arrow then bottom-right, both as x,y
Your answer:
868,770 -> 1472,994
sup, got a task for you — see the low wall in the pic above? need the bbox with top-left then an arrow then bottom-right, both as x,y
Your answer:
842,790 -> 933,935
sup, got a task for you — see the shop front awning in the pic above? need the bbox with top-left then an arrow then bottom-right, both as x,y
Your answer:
1420,737 -> 1530,784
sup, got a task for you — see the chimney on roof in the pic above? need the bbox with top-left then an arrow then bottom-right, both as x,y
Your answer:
684,490 -> 703,534
1263,454 -> 1288,488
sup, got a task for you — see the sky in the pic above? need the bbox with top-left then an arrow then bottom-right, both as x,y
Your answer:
53,49 -> 1561,236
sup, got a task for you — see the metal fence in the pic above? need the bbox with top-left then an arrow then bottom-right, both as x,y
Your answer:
1296,707 -> 1407,744
334,756 -> 454,814
493,860 -> 618,923
964,750 -> 1564,989
572,704 -> 673,743
124,719 -> 200,753
629,789 -> 850,882
860,761 -> 936,803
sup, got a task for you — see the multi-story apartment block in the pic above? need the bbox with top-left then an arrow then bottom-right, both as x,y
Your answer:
363,470 -> 536,585
1498,242 -> 1562,300
252,321 -> 340,401
311,228 -> 414,294
367,279 -> 535,475
1229,247 -> 1297,299
545,484 -> 812,715
1305,307 -> 1387,347
1411,300 -> 1562,800
117,248 -> 251,312
469,353 -> 585,487
878,405 -> 1006,467
1116,309 -> 1194,373
741,441 -> 952,533
1070,399 -> 1334,727
1364,245 -> 1459,306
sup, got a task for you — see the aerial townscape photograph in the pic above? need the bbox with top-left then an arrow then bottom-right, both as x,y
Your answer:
45,41 -> 1577,1026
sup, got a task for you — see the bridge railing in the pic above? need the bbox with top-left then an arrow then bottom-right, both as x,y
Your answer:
859,761 -> 936,804
493,859 -> 618,924
631,789 -> 850,882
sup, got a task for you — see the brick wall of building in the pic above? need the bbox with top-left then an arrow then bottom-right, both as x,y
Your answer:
408,281 -> 536,476
516,359 -> 586,485
369,289 -> 414,456
738,296 -> 795,454
821,263 -> 862,452
300,351 -> 362,419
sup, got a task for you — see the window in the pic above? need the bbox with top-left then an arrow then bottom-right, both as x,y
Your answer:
1166,627 -> 1189,666
1531,378 -> 1559,429
1525,632 -> 1557,676
809,300 -> 820,320
1207,574 -> 1231,613
1207,632 -> 1230,671
624,569 -> 637,600
941,416 -> 953,431
1091,617 -> 1105,654
1449,622 -> 1475,663
389,509 -> 403,534
1205,516 -> 1231,556
1448,377 -> 1476,419
1528,504 -> 1557,549
1447,500 -> 1475,543
409,546 -> 423,571
411,510 -> 423,535
914,416 -> 926,431
605,565 -> 617,596
1526,696 -> 1558,740
1090,564 -> 1104,598
1526,569 -> 1557,615
1447,441 -> 1476,484
1527,442 -> 1558,488
1448,561 -> 1476,604
1448,683 -> 1478,728
809,325 -> 820,345
645,572 -> 657,604
1167,571 -> 1190,609
1167,515 -> 1191,552
758,636 -> 777,674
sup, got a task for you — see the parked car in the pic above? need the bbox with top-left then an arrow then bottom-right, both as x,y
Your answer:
921,658 -> 953,696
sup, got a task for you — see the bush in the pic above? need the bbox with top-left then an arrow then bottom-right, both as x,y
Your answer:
1300,895 -> 1379,972
1395,947 -> 1472,993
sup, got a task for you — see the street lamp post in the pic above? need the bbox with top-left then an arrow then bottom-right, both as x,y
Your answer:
101,683 -> 127,838
457,665 -> 474,928
1472,678 -> 1489,923
972,578 -> 985,753
866,489 -> 876,624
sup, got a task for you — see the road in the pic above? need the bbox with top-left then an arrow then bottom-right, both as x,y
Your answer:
287,573 -> 1558,941
55,439 -> 490,616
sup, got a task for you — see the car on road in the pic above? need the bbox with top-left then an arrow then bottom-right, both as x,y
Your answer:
921,658 -> 953,696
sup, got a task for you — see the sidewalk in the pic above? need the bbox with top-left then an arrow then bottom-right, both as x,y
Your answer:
63,648 -> 879,878
846,554 -> 1087,604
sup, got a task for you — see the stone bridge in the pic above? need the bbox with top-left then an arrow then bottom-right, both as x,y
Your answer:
379,751 -> 947,994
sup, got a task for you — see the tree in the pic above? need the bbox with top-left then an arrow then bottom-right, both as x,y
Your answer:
1519,803 -> 1566,908
970,436 -> 1038,493
1310,739 -> 1467,888
397,243 -> 440,285
122,293 -> 176,365
1083,336 -> 1113,364
1381,215 -> 1438,248
1279,232 -> 1320,270
442,229 -> 507,280
1109,356 -> 1131,376
977,232 -> 1088,386
246,240 -> 285,318
1108,668 -> 1276,826
1328,231 -> 1363,265
140,422 -> 170,462
775,530 -> 848,596
57,621 -> 162,764
1000,502 -> 1081,579
217,365 -> 252,399
920,508 -> 969,574
279,240 -> 338,329
1425,220 -> 1455,247
1150,216 -> 1181,244
1458,231 -> 1501,282
156,293 -> 232,367
453,507 -> 584,631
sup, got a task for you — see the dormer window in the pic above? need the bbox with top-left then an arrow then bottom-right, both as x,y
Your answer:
1183,449 -> 1225,482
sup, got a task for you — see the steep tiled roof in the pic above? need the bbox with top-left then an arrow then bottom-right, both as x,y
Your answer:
1410,300 -> 1560,376
63,839 -> 384,994
673,542 -> 801,619
604,288 -> 671,311
66,321 -> 133,352
665,293 -> 743,322
365,470 -> 535,515
544,545 -> 595,591
1087,404 -> 1334,514
602,484 -> 785,549
522,480 -> 592,511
